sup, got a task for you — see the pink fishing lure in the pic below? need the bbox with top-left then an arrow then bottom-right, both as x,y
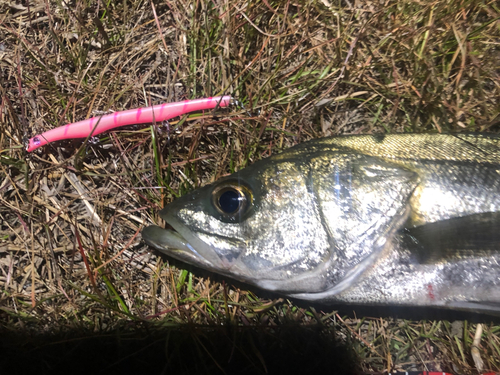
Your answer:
26,96 -> 232,152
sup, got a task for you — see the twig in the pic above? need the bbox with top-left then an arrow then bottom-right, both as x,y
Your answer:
471,324 -> 484,372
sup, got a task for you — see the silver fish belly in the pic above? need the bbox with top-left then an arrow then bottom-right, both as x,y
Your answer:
142,133 -> 500,314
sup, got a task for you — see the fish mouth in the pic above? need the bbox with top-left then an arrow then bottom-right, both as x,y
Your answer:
142,215 -> 235,273
141,226 -> 212,268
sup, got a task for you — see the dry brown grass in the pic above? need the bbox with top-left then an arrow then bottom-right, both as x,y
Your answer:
1,0 -> 500,373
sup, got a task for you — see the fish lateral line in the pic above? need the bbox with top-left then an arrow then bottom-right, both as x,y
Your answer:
26,95 -> 232,152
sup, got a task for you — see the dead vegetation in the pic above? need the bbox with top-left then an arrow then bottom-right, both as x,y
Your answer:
1,0 -> 500,373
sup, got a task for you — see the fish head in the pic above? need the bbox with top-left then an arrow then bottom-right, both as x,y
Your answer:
143,158 -> 325,290
142,151 -> 418,297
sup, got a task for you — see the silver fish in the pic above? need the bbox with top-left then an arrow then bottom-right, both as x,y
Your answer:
142,133 -> 500,314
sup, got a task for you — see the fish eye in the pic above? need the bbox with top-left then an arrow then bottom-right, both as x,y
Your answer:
218,189 -> 242,213
212,184 -> 251,219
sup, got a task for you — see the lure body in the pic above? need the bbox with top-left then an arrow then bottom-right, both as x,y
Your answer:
27,96 -> 231,152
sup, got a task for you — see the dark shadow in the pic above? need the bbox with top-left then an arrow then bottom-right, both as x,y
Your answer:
2,251 -> 497,375
0,322 -> 359,375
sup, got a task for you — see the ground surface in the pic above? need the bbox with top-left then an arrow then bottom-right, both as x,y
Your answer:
1,0 -> 500,373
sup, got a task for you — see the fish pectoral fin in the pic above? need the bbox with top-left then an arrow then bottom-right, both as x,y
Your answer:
403,212 -> 500,264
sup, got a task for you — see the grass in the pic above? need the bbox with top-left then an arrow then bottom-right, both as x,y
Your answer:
1,0 -> 500,373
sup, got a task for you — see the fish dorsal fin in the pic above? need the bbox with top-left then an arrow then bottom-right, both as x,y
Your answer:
404,212 -> 500,264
